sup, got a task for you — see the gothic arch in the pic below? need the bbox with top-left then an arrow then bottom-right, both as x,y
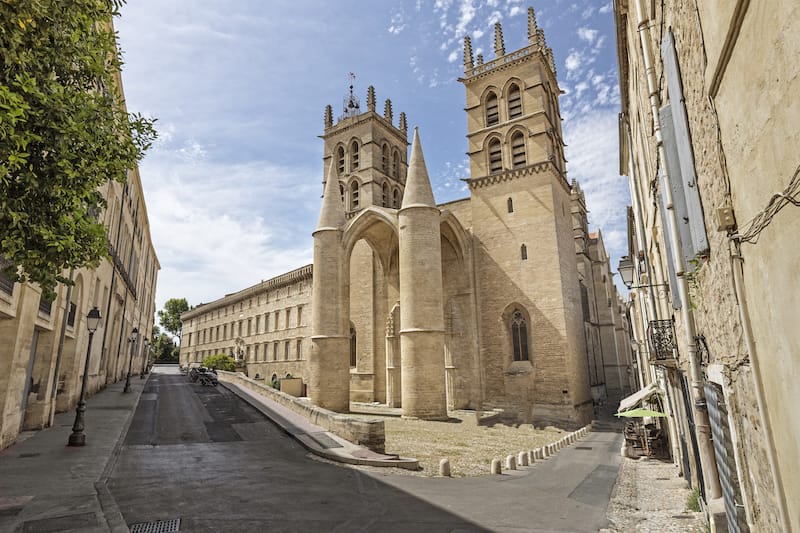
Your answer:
480,85 -> 501,126
439,210 -> 470,268
501,303 -> 533,364
342,207 -> 399,273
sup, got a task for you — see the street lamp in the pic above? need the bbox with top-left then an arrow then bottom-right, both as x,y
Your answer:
123,327 -> 138,393
617,256 -> 668,290
68,307 -> 102,447
140,338 -> 150,378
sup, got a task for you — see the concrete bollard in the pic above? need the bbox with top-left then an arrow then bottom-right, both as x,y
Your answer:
543,445 -> 550,457
518,451 -> 529,466
528,450 -> 536,464
491,458 -> 502,474
535,448 -> 542,460
439,458 -> 451,477
505,455 -> 517,470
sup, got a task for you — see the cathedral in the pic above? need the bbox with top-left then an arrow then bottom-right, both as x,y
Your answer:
180,8 -> 633,427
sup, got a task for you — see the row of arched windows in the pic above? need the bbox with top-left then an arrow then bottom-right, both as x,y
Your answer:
339,180 -> 402,211
334,140 -> 403,180
487,130 -> 527,174
484,82 -> 524,127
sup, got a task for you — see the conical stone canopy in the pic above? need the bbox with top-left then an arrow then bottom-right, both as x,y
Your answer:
316,159 -> 345,229
401,127 -> 436,208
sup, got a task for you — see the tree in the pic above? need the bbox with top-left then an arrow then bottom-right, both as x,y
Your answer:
151,326 -> 178,362
157,297 -> 190,338
0,0 -> 157,298
202,354 -> 236,372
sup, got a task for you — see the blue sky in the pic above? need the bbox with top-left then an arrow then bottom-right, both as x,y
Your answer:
115,0 -> 628,312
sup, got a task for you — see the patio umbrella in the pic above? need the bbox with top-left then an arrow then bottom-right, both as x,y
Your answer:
615,408 -> 668,418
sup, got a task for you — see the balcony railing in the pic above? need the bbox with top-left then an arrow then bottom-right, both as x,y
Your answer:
648,319 -> 678,363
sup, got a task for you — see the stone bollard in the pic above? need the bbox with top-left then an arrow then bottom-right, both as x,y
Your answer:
528,450 -> 536,464
491,458 -> 502,474
518,451 -> 529,466
543,445 -> 550,458
505,455 -> 517,470
439,458 -> 451,477
534,448 -> 542,460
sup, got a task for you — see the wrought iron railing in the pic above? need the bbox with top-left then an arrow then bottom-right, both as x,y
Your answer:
0,258 -> 14,294
648,319 -> 678,361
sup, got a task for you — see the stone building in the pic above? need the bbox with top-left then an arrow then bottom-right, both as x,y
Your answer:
182,10 -> 631,428
0,163 -> 159,451
614,0 -> 798,531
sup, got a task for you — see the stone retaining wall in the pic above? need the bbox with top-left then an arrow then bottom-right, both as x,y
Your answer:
218,371 -> 385,452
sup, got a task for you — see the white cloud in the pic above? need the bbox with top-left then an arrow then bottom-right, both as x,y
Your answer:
455,0 -> 477,36
599,2 -> 613,14
508,6 -> 522,17
487,10 -> 502,26
577,27 -> 598,44
565,50 -> 583,73
447,50 -> 459,63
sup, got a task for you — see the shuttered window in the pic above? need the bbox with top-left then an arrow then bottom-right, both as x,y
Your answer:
486,92 -> 499,126
508,84 -> 522,118
511,132 -> 526,168
488,139 -> 502,174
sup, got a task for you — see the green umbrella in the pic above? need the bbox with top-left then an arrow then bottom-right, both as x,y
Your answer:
615,408 -> 668,418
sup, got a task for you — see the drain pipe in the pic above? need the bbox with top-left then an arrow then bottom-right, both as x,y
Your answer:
729,240 -> 790,531
632,0 -> 721,499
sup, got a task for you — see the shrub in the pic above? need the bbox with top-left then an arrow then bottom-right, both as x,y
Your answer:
202,354 -> 236,372
686,488 -> 701,512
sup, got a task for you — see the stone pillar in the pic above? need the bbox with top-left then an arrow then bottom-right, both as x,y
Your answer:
308,161 -> 350,411
398,128 -> 447,420
385,304 -> 401,407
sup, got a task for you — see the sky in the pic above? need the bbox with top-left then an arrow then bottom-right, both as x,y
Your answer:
114,0 -> 629,313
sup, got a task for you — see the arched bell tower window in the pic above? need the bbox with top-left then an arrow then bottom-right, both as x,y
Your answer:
350,324 -> 357,367
382,182 -> 389,206
511,131 -> 526,169
508,83 -> 522,119
511,310 -> 529,361
392,188 -> 400,208
336,146 -> 346,175
392,151 -> 400,178
350,180 -> 359,210
350,140 -> 360,170
488,138 -> 502,174
382,144 -> 390,174
486,91 -> 499,126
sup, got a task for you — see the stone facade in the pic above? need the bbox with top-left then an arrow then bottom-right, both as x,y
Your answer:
183,11 -> 631,429
0,165 -> 159,451
614,1 -> 799,531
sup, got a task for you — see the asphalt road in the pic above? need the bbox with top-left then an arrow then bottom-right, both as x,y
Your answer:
108,369 -> 621,532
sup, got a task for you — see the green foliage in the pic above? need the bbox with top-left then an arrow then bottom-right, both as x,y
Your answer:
202,354 -> 236,372
0,0 -> 157,298
151,329 -> 178,362
157,297 -> 190,338
686,487 -> 701,512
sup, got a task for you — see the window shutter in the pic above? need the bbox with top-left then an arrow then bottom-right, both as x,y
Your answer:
658,190 -> 682,310
659,104 -> 695,267
661,30 -> 709,263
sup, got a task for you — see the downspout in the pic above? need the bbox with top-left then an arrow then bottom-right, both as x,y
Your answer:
632,0 -> 722,500
730,240 -> 790,532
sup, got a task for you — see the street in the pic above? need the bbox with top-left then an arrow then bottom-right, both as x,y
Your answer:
108,367 -> 621,532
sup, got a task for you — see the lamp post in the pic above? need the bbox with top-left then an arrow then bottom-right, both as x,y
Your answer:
618,256 -> 668,290
123,327 -> 138,393
68,307 -> 102,447
140,338 -> 150,378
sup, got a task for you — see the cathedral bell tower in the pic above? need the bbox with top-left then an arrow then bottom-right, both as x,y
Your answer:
321,77 -> 409,213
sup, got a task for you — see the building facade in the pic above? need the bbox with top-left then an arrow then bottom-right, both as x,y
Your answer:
614,0 -> 798,531
0,164 -> 159,450
182,10 -> 632,428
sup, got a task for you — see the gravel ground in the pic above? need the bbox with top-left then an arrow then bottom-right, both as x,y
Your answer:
348,410 -> 570,477
603,456 -> 707,532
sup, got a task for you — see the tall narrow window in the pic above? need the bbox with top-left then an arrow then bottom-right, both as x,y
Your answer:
521,244 -> 528,260
508,84 -> 522,118
296,339 -> 302,360
350,325 -> 357,367
284,341 -> 290,360
350,180 -> 359,209
336,146 -> 345,175
339,184 -> 345,205
382,144 -> 390,173
392,188 -> 400,208
382,182 -> 389,206
350,140 -> 360,170
511,310 -> 529,361
273,343 -> 278,361
507,197 -> 514,213
392,151 -> 400,178
488,138 -> 502,174
511,132 -> 526,168
486,91 -> 499,126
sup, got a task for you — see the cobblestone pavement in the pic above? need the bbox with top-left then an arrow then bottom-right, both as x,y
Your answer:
603,456 -> 707,532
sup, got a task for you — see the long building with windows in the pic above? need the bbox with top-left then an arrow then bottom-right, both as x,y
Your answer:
181,10 -> 632,428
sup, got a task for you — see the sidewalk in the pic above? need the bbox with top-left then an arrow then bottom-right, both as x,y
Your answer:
0,377 -> 146,533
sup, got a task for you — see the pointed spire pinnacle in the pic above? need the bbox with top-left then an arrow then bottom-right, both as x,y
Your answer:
402,127 -> 436,208
494,22 -> 505,57
384,99 -> 393,122
527,7 -> 538,43
463,35 -> 474,72
317,159 -> 345,230
399,112 -> 408,134
367,85 -> 376,112
324,105 -> 333,129
476,53 -> 484,65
